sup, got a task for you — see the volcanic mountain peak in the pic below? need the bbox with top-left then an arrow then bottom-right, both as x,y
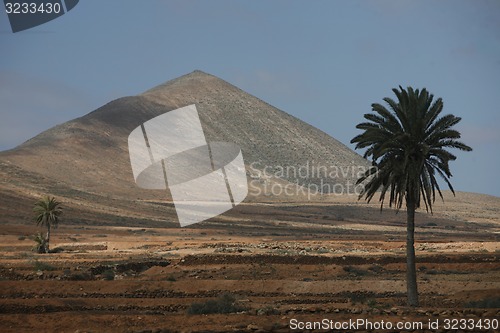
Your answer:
0,70 -> 369,225
141,70 -> 253,109
144,70 -> 218,94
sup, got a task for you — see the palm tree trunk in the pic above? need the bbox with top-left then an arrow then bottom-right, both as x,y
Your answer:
45,224 -> 50,253
406,197 -> 419,306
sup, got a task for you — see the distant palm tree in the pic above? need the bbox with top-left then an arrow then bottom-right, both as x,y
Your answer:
351,86 -> 472,306
33,196 -> 63,253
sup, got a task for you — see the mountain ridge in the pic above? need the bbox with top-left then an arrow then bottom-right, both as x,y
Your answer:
0,70 -> 371,226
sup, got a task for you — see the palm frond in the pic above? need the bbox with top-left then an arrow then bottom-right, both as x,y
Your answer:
33,196 -> 63,228
351,86 -> 472,212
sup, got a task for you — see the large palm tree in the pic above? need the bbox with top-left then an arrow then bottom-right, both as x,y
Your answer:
33,196 -> 63,253
351,86 -> 472,306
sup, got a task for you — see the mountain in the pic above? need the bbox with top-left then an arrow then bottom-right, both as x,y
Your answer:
0,70 -> 369,226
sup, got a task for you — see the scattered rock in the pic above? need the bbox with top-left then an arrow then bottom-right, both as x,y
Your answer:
246,324 -> 259,330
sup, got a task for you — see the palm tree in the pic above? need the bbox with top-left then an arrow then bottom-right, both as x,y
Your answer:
33,196 -> 63,253
351,86 -> 472,306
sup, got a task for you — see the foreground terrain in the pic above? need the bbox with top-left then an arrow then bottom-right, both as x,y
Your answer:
0,196 -> 499,333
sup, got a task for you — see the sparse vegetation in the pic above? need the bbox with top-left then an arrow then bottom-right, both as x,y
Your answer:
367,298 -> 378,308
343,265 -> 369,276
368,264 -> 384,273
315,247 -> 330,254
67,272 -> 93,281
257,306 -> 280,315
18,235 -> 26,241
31,233 -> 48,254
187,293 -> 244,315
33,260 -> 56,271
350,293 -> 370,305
102,269 -> 115,281
465,297 -> 500,308
425,269 -> 467,275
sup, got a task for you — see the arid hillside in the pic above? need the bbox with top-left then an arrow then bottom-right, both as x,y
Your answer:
0,70 -> 371,226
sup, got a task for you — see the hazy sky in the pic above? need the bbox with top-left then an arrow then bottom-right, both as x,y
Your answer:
1,0 -> 499,196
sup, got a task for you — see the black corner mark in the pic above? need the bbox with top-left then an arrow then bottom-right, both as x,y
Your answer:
4,0 -> 79,33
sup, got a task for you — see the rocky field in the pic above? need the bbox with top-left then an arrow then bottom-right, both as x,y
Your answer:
0,200 -> 498,333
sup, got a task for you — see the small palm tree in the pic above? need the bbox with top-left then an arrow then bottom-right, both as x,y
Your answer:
31,233 -> 48,254
33,196 -> 63,253
351,86 -> 472,306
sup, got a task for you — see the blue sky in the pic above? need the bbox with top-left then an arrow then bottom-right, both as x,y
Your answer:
1,0 -> 499,196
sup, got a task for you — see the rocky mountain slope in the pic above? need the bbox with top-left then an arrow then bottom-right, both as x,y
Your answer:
0,70 -> 373,226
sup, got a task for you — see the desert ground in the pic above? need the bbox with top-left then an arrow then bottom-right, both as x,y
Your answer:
0,193 -> 499,333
